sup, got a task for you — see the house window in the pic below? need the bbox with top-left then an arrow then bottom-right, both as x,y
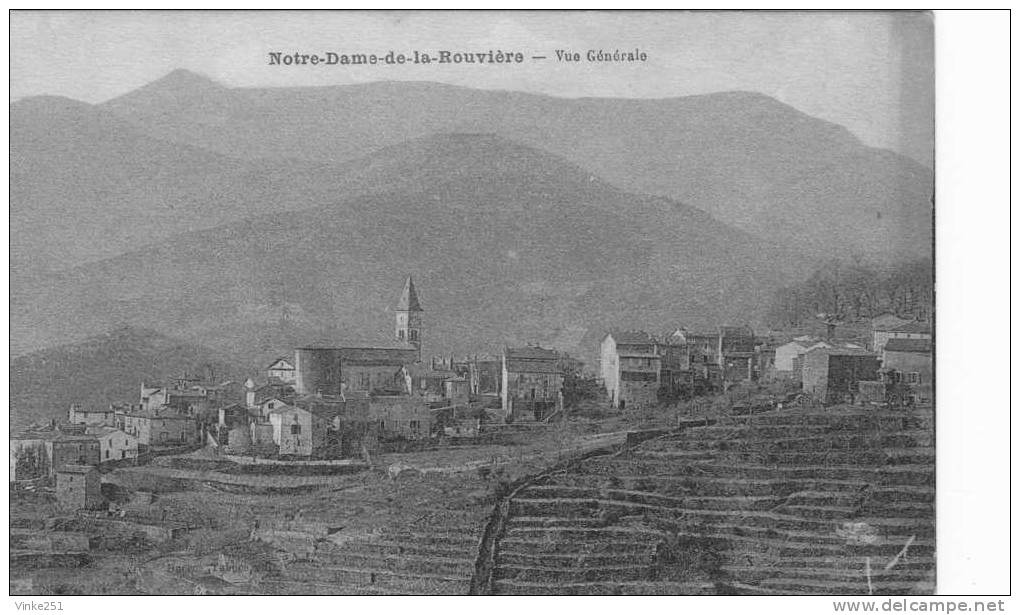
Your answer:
105,450 -> 110,459
398,330 -> 406,340
121,451 -> 126,459
907,372 -> 920,384
409,330 -> 419,342
268,402 -> 275,410
290,424 -> 302,435
410,420 -> 420,432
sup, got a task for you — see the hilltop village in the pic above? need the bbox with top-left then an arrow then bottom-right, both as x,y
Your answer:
10,275 -> 934,596
11,276 -> 932,475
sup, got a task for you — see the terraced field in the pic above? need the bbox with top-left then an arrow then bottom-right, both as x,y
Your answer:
479,406 -> 935,595
194,473 -> 493,595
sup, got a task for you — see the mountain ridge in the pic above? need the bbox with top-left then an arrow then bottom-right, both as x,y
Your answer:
11,133 -> 811,368
95,72 -> 933,262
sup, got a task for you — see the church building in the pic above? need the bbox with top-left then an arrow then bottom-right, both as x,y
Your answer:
293,276 -> 425,397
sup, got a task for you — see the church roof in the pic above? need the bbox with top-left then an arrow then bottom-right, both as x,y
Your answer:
396,276 -> 423,312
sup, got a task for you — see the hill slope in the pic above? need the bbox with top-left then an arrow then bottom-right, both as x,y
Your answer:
9,326 -> 242,431
11,94 -> 363,276
102,72 -> 934,263
11,134 -> 812,364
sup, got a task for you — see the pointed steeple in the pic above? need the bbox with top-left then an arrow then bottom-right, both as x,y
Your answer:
396,275 -> 423,312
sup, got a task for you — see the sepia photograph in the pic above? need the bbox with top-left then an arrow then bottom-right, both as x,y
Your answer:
4,8 -> 1002,605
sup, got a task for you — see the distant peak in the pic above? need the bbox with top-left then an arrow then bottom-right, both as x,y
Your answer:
688,90 -> 795,110
10,94 -> 94,113
150,68 -> 225,90
102,68 -> 226,106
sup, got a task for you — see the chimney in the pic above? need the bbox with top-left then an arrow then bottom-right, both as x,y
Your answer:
826,322 -> 837,340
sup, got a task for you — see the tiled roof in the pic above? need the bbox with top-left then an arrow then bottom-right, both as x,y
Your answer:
167,389 -> 207,398
688,331 -> 720,340
216,403 -> 247,412
505,346 -> 560,361
875,321 -> 932,333
884,338 -> 932,353
297,346 -> 418,368
606,330 -> 657,345
293,393 -> 347,405
805,346 -> 878,357
267,404 -> 308,416
123,409 -> 195,420
13,430 -> 98,442
661,328 -> 687,345
505,360 -> 562,374
719,325 -> 755,337
298,339 -> 419,351
70,406 -> 114,414
86,426 -> 126,437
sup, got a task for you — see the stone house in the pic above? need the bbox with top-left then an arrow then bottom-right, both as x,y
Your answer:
10,429 -> 101,480
686,331 -> 720,363
255,397 -> 291,422
872,321 -> 932,353
717,325 -> 756,383
658,329 -> 692,397
775,339 -> 833,378
370,395 -> 433,440
267,404 -> 316,456
502,346 -> 564,421
139,383 -> 210,416
881,338 -> 933,404
122,409 -> 199,447
88,426 -> 139,463
300,391 -> 378,457
217,403 -> 249,430
55,465 -> 102,510
801,347 -> 881,405
467,357 -> 502,395
67,404 -> 116,426
244,378 -> 296,409
444,377 -> 470,406
600,331 -> 661,409
266,357 -> 296,384
48,434 -> 102,473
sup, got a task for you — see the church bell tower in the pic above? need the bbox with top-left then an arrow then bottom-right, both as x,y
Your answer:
395,275 -> 424,360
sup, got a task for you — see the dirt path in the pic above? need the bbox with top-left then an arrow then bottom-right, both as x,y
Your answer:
114,430 -> 630,487
113,466 -> 351,488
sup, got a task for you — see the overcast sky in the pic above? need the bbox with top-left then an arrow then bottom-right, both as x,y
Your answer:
10,10 -> 934,166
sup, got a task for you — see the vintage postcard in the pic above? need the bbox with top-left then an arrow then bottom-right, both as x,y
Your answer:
9,10 -> 940,599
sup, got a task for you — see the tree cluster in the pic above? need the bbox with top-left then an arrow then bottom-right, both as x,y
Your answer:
767,258 -> 933,328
